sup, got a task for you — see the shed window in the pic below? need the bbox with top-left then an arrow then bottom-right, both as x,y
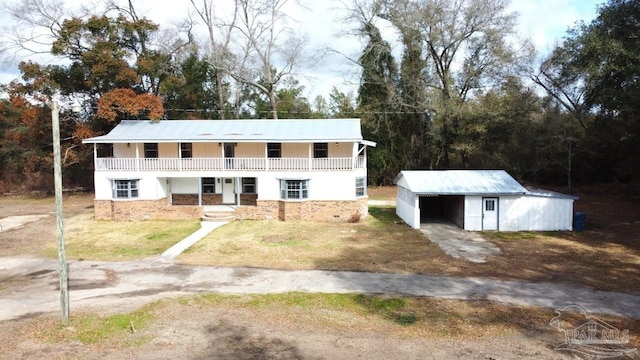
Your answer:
485,199 -> 495,211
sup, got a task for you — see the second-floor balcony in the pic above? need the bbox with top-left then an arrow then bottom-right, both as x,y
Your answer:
95,156 -> 367,172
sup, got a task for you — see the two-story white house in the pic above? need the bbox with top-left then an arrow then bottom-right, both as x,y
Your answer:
82,118 -> 375,221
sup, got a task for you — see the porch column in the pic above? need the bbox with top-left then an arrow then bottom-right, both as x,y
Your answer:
135,143 -> 140,171
236,177 -> 241,205
308,143 -> 312,171
178,143 -> 182,171
264,143 -> 269,171
93,143 -> 97,169
220,143 -> 225,172
198,177 -> 202,206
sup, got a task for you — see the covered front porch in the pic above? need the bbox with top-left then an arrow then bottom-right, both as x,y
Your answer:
169,176 -> 257,207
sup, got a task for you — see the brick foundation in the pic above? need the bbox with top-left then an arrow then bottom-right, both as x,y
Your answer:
171,193 -> 223,205
94,198 -> 202,221
95,197 -> 368,222
236,198 -> 369,222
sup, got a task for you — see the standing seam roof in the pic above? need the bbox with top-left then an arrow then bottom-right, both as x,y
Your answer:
396,170 -> 528,195
82,119 -> 366,143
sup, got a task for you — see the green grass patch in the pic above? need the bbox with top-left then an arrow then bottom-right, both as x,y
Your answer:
43,217 -> 201,260
44,304 -> 156,345
367,206 -> 399,226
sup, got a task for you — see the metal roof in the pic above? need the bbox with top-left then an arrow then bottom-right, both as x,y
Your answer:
525,189 -> 579,200
82,119 -> 374,144
395,170 -> 528,195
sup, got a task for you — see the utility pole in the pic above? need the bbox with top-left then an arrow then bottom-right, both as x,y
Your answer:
51,100 -> 69,324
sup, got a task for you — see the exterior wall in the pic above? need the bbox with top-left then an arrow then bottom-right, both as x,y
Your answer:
171,177 -> 199,194
94,198 -> 202,221
396,185 -> 420,229
257,172 -> 366,201
235,143 -> 264,157
282,143 -> 308,157
500,195 -> 574,231
193,142 -> 221,157
443,196 -> 465,228
114,143 -> 136,157
236,198 -> 368,222
94,174 -> 167,200
160,143 -> 178,157
464,196 -> 483,231
463,195 -> 574,231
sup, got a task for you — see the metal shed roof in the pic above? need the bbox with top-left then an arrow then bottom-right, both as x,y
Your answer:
82,119 -> 374,144
395,170 -> 528,195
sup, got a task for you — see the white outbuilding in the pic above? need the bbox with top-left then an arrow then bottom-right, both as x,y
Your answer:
395,170 -> 578,231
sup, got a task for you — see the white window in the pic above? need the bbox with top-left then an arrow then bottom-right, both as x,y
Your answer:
356,177 -> 366,197
144,143 -> 158,158
180,143 -> 193,158
242,178 -> 256,193
313,143 -> 328,158
202,178 -> 215,194
112,180 -> 139,199
280,179 -> 308,200
267,143 -> 281,158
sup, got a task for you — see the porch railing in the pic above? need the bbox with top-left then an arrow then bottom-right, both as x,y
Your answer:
95,156 -> 366,172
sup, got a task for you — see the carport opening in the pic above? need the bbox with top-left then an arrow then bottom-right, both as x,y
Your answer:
419,195 -> 464,228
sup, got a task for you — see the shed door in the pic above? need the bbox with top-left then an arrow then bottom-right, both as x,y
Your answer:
482,197 -> 498,231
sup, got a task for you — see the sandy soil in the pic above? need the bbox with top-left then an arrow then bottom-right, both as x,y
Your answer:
0,303 -> 577,360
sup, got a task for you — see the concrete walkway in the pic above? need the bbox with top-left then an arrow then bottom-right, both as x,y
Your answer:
1,257 -> 639,321
420,221 -> 501,263
160,221 -> 228,259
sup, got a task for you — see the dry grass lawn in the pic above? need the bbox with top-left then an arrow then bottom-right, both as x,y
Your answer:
42,213 -> 201,261
181,204 -> 640,293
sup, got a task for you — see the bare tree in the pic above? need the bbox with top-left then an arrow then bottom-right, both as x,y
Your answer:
189,0 -> 238,119
191,0 -> 306,119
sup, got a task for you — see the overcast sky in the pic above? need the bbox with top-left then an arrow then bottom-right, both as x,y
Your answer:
0,0 -> 604,100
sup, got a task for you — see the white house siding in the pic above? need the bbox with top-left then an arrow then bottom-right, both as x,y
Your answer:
396,186 -> 420,229
500,195 -> 574,231
94,174 -> 167,200
257,172 -> 366,201
464,196 -> 484,231
171,178 -> 199,194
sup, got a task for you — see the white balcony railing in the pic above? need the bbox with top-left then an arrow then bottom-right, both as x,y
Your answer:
95,156 -> 366,172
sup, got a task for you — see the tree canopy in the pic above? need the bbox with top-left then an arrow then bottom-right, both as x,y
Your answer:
0,0 -> 639,192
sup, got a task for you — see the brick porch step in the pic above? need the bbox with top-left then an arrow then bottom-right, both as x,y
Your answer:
202,205 -> 237,222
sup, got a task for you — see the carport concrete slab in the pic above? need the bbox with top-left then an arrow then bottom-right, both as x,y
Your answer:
420,221 -> 500,263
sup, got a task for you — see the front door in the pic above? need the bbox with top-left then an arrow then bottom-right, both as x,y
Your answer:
222,178 -> 235,204
224,143 -> 235,169
482,197 -> 498,230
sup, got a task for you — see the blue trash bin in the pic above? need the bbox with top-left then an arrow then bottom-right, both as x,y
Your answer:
573,212 -> 586,232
